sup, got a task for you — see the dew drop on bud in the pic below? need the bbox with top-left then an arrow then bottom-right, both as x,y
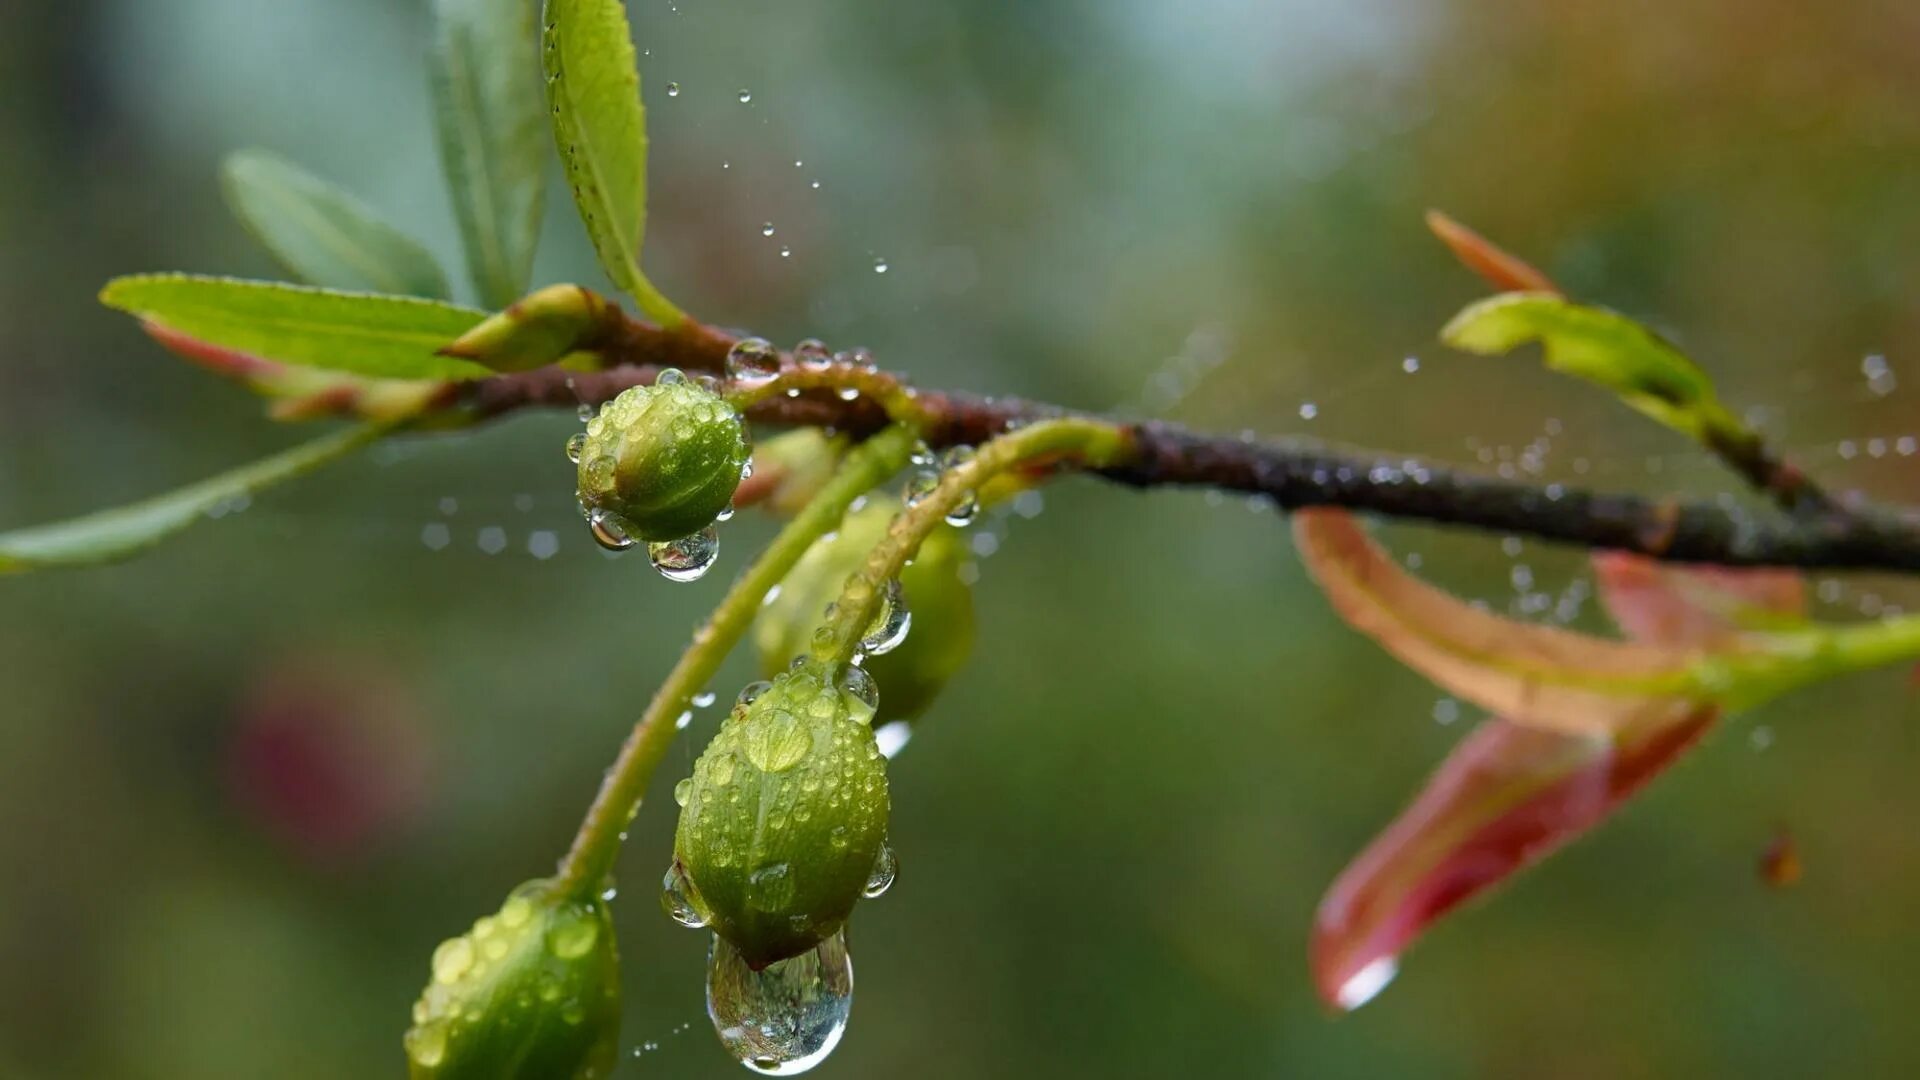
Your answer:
728,338 -> 782,382
837,664 -> 878,719
859,579 -> 911,656
707,929 -> 852,1076
674,777 -> 694,807
662,862 -> 710,929
587,507 -> 637,551
716,501 -> 737,523
565,432 -> 587,464
737,681 -> 772,708
908,441 -> 935,467
657,367 -> 688,386
862,842 -> 896,899
650,526 -> 721,582
834,347 -> 875,369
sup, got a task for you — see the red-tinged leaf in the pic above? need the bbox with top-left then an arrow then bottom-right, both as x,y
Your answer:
1292,508 -> 1698,736
1592,551 -> 1806,645
1313,702 -> 1716,1009
1309,554 -> 1807,1009
144,321 -> 448,423
1425,210 -> 1562,296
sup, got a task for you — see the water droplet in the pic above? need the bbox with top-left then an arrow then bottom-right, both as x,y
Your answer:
902,469 -> 939,508
872,257 -> 889,274
587,508 -> 637,551
737,88 -> 754,103
406,1023 -> 448,1068
762,222 -> 776,238
945,493 -> 979,527
662,862 -> 710,928
565,432 -> 587,463
650,526 -> 720,582
743,711 -> 810,772
1402,356 -> 1421,374
546,914 -> 599,960
909,441 -> 935,467
863,842 -> 896,899
432,937 -> 474,984
674,777 -> 694,806
707,929 -> 853,1075
728,337 -> 782,381
1335,957 -> 1398,1011
838,664 -> 878,719
666,81 -> 680,97
860,579 -> 911,656
657,367 -> 688,386
694,690 -> 718,709
793,339 -> 832,369
577,404 -> 596,423
738,681 -> 772,707
717,502 -> 737,523
1299,402 -> 1318,420
873,720 -> 912,760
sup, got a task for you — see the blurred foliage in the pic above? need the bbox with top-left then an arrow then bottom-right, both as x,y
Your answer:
4,0 -> 1920,1076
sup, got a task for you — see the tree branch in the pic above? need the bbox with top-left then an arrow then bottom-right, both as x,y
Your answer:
459,331 -> 1920,575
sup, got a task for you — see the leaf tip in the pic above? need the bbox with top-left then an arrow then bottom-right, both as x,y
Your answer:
1425,210 -> 1562,296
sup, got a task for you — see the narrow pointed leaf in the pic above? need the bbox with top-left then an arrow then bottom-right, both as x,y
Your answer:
1425,210 -> 1561,296
101,275 -> 491,380
1310,556 -> 1805,1009
143,323 -> 449,422
542,0 -> 684,326
0,422 -> 390,574
221,149 -> 451,299
1442,293 -> 1736,442
1292,508 -> 1699,735
438,283 -> 620,371
430,0 -> 549,309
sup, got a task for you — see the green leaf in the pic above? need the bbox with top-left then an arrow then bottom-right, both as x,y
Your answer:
542,0 -> 685,327
221,149 -> 452,299
0,422 -> 389,574
430,0 -> 550,310
1441,293 -> 1729,441
101,275 -> 493,380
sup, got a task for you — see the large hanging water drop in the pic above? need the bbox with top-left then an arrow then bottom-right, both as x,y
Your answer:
650,526 -> 721,582
859,579 -> 911,656
564,432 -> 587,463
707,929 -> 853,1076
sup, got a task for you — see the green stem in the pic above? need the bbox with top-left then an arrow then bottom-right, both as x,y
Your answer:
724,363 -> 932,427
809,417 -> 1132,665
1709,614 -> 1920,710
555,423 -> 919,897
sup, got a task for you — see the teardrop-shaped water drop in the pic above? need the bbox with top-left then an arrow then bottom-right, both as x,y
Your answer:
863,842 -> 896,899
792,338 -> 832,370
565,432 -> 587,464
706,929 -> 852,1076
674,777 -> 694,807
650,526 -> 720,582
728,338 -> 782,382
587,508 -> 637,551
716,501 -> 737,523
662,862 -> 710,929
859,579 -> 911,656
837,664 -> 878,720
944,491 -> 979,527
902,469 -> 938,508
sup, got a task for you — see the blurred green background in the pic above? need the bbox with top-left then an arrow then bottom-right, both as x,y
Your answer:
6,1 -> 1920,1076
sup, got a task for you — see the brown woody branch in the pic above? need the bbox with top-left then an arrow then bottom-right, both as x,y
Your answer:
458,325 -> 1920,575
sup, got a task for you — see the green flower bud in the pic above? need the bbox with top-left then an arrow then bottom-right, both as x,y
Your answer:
576,377 -> 749,543
674,663 -> 889,968
753,498 -> 975,721
404,879 -> 620,1080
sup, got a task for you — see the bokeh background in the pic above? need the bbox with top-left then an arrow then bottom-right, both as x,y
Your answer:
6,1 -> 1920,1076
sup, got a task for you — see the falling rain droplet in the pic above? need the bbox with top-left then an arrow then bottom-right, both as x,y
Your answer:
872,257 -> 889,274
737,88 -> 753,104
863,843 -> 896,899
565,432 -> 587,464
587,508 -> 637,551
707,929 -> 853,1076
860,579 -> 911,656
662,863 -> 710,929
650,526 -> 721,582
666,82 -> 680,97
727,338 -> 782,382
